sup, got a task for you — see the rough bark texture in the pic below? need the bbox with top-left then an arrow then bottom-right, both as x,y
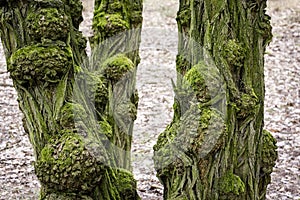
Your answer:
153,0 -> 277,200
91,0 -> 143,170
0,0 -> 142,199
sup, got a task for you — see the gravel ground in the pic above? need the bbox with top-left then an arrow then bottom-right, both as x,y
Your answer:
264,1 -> 300,199
0,0 -> 299,199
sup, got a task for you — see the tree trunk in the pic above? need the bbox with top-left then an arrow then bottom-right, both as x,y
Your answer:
153,0 -> 277,200
91,0 -> 143,170
0,0 -> 142,199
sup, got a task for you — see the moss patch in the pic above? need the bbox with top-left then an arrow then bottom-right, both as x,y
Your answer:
195,107 -> 225,154
184,64 -> 207,101
129,2 -> 143,27
153,123 -> 178,152
153,120 -> 182,179
99,117 -> 113,139
176,6 -> 191,28
176,54 -> 190,75
108,2 -> 123,13
222,39 -> 246,68
219,172 -> 245,199
31,0 -> 64,8
73,30 -> 87,55
154,105 -> 225,177
183,61 -> 223,103
26,8 -> 70,42
8,43 -> 72,85
93,10 -> 129,41
59,102 -> 87,130
102,54 -> 134,84
261,130 -> 278,174
177,106 -> 225,158
236,91 -> 258,119
77,71 -> 108,114
114,169 -> 140,200
35,131 -> 105,193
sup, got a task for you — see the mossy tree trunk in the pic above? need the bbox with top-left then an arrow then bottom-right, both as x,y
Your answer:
154,0 -> 277,200
0,0 -> 142,199
91,0 -> 143,171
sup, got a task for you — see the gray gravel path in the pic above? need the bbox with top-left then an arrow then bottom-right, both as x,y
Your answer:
0,0 -> 299,199
264,1 -> 300,199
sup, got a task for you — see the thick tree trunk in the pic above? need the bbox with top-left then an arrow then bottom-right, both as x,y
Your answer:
153,0 -> 277,200
0,0 -> 142,199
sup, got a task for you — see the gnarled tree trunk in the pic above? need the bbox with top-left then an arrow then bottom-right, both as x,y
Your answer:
0,0 -> 142,199
153,0 -> 277,199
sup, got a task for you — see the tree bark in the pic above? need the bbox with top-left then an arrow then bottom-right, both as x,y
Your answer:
153,0 -> 277,199
0,0 -> 142,199
91,0 -> 143,170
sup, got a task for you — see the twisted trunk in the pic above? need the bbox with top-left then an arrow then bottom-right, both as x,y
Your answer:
0,0 -> 142,199
153,0 -> 277,199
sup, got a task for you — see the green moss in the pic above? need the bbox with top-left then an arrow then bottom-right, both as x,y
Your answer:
93,10 -> 129,41
154,105 -> 225,179
179,106 -> 225,157
73,30 -> 87,54
35,131 -> 105,193
99,118 -> 113,139
31,0 -> 64,8
109,2 -> 123,13
222,39 -> 246,68
26,8 -> 70,42
219,172 -> 245,199
176,54 -> 190,75
114,169 -> 140,200
199,108 -> 212,128
210,0 -> 225,18
236,91 -> 258,119
92,1 -> 142,37
153,121 -> 181,178
261,130 -> 277,174
77,71 -> 108,114
129,2 -> 143,27
40,146 -> 54,163
28,0 -> 82,28
184,61 -> 223,103
59,102 -> 87,130
93,80 -> 108,114
172,100 -> 181,122
102,54 -> 134,84
176,6 -> 191,28
131,89 -> 139,109
39,185 -> 93,199
153,123 -> 178,152
8,43 -> 72,85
